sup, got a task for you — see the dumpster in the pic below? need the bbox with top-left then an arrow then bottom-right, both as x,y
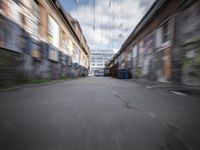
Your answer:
118,69 -> 130,79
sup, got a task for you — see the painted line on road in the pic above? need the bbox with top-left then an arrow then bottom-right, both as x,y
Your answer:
171,91 -> 187,96
146,85 -> 153,89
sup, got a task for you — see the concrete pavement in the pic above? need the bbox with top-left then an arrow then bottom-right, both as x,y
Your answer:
0,77 -> 199,150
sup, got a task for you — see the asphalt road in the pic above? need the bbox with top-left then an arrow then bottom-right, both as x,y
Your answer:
0,77 -> 200,150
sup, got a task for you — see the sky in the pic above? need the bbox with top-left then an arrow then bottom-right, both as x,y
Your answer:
60,0 -> 155,52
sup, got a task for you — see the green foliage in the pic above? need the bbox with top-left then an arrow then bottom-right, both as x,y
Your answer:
182,47 -> 200,79
183,36 -> 200,47
60,76 -> 71,80
29,79 -> 50,84
0,49 -> 27,87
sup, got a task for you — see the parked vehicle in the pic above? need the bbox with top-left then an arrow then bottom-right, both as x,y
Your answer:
94,69 -> 104,77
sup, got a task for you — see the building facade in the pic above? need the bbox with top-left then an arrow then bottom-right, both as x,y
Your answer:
0,0 -> 90,86
90,49 -> 115,72
109,0 -> 200,86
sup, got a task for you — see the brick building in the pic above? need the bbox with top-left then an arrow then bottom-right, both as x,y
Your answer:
0,0 -> 90,86
109,0 -> 200,86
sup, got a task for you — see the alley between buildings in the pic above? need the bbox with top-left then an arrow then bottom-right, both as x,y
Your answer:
0,77 -> 199,150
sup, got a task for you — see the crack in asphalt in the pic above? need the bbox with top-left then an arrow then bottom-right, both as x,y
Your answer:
112,90 -> 200,150
102,80 -> 200,149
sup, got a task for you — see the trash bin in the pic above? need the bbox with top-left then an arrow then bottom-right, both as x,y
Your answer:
118,69 -> 129,79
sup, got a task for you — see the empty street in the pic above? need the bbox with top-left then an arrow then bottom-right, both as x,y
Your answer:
0,77 -> 200,150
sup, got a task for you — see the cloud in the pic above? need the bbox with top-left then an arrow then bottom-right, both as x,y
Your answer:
70,0 -> 155,51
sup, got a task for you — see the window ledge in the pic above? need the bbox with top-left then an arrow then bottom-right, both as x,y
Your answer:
157,42 -> 173,51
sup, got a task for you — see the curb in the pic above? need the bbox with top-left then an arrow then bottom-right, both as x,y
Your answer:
0,79 -> 73,93
170,85 -> 200,97
128,79 -> 200,97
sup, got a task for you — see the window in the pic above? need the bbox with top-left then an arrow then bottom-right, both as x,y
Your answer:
155,28 -> 162,48
48,15 -> 59,48
28,0 -> 40,38
138,41 -> 144,67
97,64 -> 103,66
67,56 -> 72,66
162,21 -> 169,43
132,45 -> 137,58
0,11 -> 5,47
72,44 -> 76,60
0,0 -> 2,10
49,47 -> 58,61
144,33 -> 154,54
128,52 -> 132,61
60,29 -> 66,52
5,0 -> 39,38
156,19 -> 173,49
20,13 -> 26,26
75,48 -> 80,63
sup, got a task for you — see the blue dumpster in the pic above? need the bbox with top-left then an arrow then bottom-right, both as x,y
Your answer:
118,69 -> 129,79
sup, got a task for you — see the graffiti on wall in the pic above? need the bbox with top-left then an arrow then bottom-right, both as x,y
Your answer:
182,38 -> 200,86
0,15 -> 23,53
